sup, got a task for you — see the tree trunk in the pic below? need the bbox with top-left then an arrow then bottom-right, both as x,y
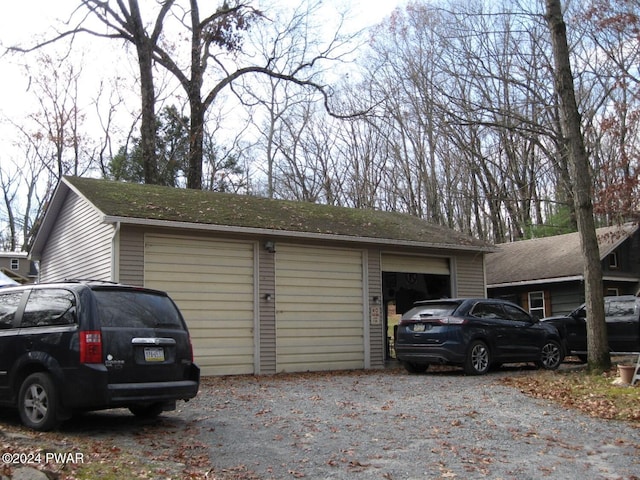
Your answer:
545,0 -> 610,372
188,98 -> 204,190
128,0 -> 158,185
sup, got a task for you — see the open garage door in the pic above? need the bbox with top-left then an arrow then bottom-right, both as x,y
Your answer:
144,234 -> 256,375
382,254 -> 451,313
275,244 -> 365,372
382,253 -> 451,361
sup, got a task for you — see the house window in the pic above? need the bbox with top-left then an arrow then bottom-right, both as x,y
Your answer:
606,288 -> 619,296
608,252 -> 618,269
10,258 -> 19,271
528,291 -> 545,318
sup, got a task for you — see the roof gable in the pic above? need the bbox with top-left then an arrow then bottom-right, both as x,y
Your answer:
32,177 -> 491,256
486,223 -> 639,286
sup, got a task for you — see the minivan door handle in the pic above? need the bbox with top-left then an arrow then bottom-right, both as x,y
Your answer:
131,337 -> 176,346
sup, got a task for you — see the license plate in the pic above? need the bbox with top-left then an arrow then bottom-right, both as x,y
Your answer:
144,347 -> 165,362
412,323 -> 426,332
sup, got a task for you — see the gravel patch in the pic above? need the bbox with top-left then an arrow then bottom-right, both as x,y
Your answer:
2,365 -> 639,479
184,366 -> 640,480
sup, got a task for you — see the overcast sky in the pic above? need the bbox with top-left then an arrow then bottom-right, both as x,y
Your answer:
0,0 -> 402,162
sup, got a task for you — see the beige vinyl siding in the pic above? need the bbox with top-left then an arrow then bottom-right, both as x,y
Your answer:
454,252 -> 486,298
381,254 -> 450,275
144,234 -> 256,376
275,244 -> 364,372
118,227 -> 144,286
39,193 -> 113,282
367,249 -> 384,368
258,245 -> 276,374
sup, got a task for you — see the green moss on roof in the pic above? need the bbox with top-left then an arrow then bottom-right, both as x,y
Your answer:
64,176 -> 489,249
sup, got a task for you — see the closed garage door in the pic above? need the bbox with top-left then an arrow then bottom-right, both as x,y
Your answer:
275,244 -> 364,372
144,234 -> 255,376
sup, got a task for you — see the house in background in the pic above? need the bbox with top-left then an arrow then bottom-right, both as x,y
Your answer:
30,176 -> 493,376
0,251 -> 38,284
486,223 -> 640,317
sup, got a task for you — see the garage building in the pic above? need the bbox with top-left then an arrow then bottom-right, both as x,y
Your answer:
30,176 -> 492,375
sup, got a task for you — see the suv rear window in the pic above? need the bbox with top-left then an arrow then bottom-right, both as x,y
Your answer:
403,302 -> 459,320
93,290 -> 184,329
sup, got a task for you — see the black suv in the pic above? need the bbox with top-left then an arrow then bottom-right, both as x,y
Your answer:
0,281 -> 200,430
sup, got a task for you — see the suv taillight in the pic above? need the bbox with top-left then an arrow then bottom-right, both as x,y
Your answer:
80,330 -> 103,364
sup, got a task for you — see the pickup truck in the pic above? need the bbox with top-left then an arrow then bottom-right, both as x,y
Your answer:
541,295 -> 640,361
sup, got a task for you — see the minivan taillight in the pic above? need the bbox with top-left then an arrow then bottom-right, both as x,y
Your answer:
80,330 -> 103,364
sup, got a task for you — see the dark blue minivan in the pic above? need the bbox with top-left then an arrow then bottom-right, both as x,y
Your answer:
0,281 -> 199,430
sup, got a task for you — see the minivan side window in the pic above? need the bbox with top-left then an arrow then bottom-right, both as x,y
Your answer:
21,289 -> 77,328
0,292 -> 23,329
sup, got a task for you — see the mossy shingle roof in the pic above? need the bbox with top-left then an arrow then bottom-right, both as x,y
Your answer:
58,176 -> 491,250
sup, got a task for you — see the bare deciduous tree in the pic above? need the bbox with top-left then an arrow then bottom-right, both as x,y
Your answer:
545,0 -> 609,372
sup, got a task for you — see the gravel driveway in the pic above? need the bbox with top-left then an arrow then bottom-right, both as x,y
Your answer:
3,365 -> 640,479
183,365 -> 640,480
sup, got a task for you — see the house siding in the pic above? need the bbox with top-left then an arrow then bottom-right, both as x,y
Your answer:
368,248 -> 384,368
118,227 -> 144,286
259,239 -> 276,374
454,252 -> 486,298
39,193 -> 112,282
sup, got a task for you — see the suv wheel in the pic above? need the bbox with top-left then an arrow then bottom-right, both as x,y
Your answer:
18,373 -> 59,431
536,340 -> 562,370
464,340 -> 490,375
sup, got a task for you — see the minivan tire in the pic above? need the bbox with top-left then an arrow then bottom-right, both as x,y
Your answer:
18,372 -> 60,431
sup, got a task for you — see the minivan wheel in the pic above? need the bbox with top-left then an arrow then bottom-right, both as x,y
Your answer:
18,373 -> 59,431
129,402 -> 164,419
402,362 -> 429,374
464,340 -> 490,375
537,340 -> 562,370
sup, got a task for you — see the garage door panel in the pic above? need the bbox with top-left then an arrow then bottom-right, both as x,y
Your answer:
276,244 -> 364,372
145,235 -> 255,375
277,353 -> 363,370
381,254 -> 449,274
277,330 -> 364,341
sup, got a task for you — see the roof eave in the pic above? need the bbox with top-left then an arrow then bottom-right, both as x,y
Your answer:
488,273 -> 640,289
487,275 -> 584,288
103,215 -> 495,253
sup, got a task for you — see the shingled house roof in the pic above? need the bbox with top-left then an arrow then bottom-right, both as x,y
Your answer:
32,176 -> 492,256
486,223 -> 639,287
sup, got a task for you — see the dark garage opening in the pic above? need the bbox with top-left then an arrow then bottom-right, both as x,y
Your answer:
382,271 -> 451,360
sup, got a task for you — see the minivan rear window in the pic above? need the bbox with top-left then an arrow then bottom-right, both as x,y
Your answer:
94,290 -> 184,329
